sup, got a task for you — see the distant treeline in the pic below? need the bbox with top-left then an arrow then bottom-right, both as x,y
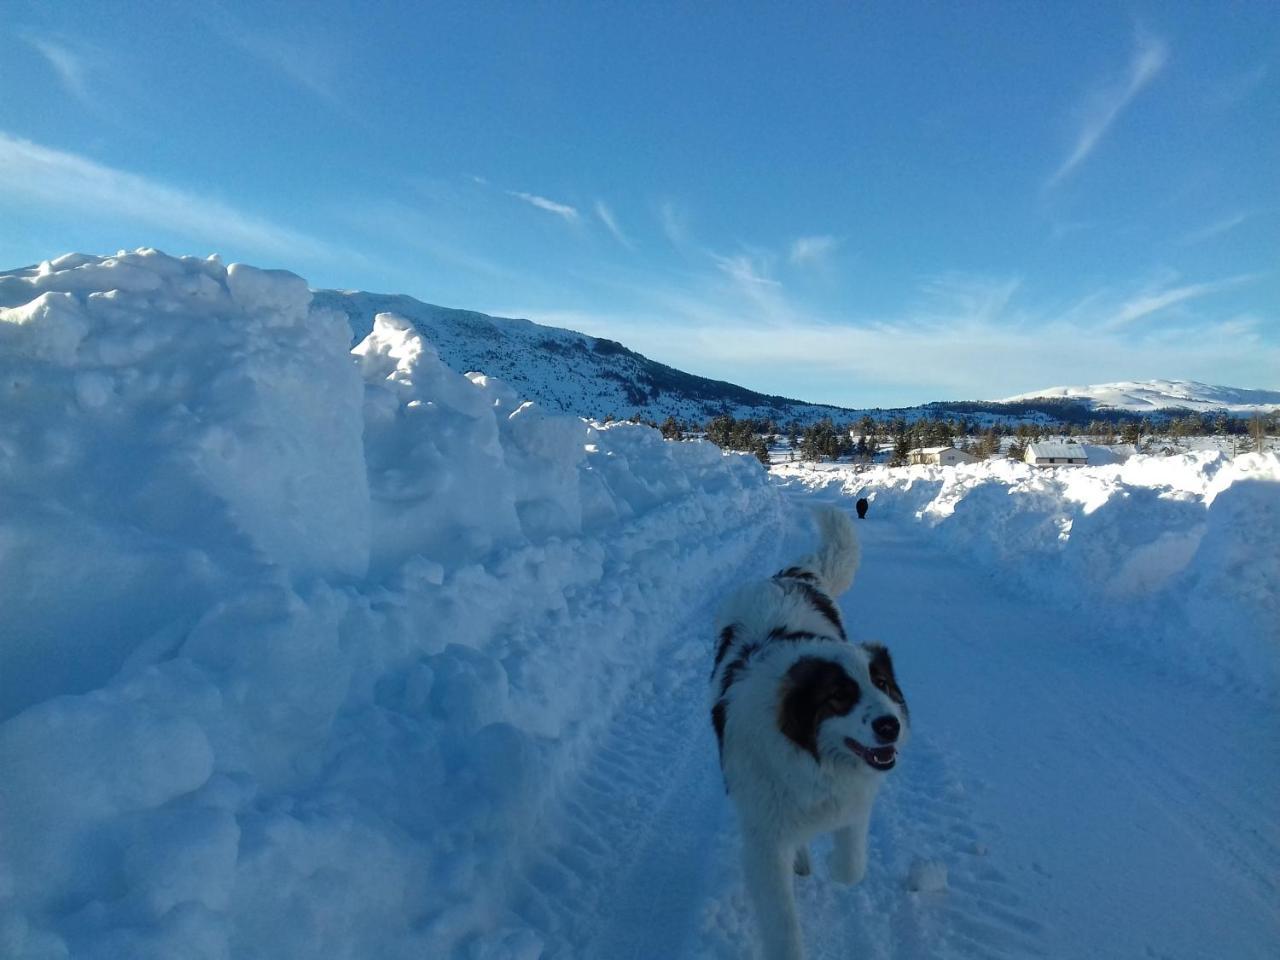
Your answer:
626,408 -> 1277,466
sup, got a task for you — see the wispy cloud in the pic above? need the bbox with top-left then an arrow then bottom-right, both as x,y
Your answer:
658,201 -> 692,251
1049,30 -> 1169,186
709,250 -> 792,322
1203,63 -> 1270,110
1102,273 -> 1258,329
0,132 -> 343,263
1179,211 -> 1255,246
508,190 -> 580,222
200,6 -> 348,112
712,252 -> 780,289
515,259 -> 1278,407
788,234 -> 840,266
234,35 -> 340,104
917,273 -> 1023,325
22,36 -> 90,103
594,200 -> 632,247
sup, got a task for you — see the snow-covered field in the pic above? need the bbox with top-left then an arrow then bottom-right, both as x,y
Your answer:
2,251 -> 1277,959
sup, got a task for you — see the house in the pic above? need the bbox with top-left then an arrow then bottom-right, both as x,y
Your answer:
908,445 -> 979,466
1024,440 -> 1088,467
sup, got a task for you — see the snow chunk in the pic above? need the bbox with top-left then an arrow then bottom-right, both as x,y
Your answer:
906,858 -> 949,893
0,250 -> 369,718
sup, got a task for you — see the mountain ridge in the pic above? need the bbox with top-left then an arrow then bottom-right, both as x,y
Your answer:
314,288 -> 861,425
1000,379 -> 1280,414
318,289 -> 1279,425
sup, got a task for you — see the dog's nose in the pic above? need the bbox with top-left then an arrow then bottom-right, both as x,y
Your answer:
871,715 -> 900,744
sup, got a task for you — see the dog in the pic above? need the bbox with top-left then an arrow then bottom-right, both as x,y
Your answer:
710,506 -> 908,960
855,497 -> 869,519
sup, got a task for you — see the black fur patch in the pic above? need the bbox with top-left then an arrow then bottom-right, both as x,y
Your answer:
775,566 -> 819,583
713,624 -> 736,673
865,643 -> 908,716
711,700 -> 727,764
767,627 -> 828,643
790,581 -> 846,640
777,657 -> 861,762
718,643 -> 757,700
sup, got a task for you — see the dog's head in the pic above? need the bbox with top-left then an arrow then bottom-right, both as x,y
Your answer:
776,643 -> 909,772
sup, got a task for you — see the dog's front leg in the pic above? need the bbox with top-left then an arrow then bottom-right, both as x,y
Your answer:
743,837 -> 804,960
829,806 -> 871,886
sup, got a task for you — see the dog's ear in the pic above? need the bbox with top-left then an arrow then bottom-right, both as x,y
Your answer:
777,657 -> 859,762
863,643 -> 908,714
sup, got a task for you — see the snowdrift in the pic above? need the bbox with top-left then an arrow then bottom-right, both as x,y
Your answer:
0,250 -> 785,959
776,454 -> 1280,696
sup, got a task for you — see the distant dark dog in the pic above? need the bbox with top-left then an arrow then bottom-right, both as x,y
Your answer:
855,498 -> 869,519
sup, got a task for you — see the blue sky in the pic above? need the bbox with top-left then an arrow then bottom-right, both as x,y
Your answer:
2,1 -> 1276,407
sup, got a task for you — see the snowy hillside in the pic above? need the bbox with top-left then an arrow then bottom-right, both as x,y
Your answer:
1001,378 -> 1280,414
314,288 -> 858,425
2,249 -> 1277,959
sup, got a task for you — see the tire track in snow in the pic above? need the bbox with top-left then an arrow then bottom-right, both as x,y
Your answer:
505,520 -> 786,958
506,502 -> 1053,959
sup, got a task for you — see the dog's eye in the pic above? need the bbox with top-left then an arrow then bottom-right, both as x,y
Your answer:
872,674 -> 889,692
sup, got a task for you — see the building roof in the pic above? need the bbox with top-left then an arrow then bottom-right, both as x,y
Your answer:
1026,441 -> 1088,460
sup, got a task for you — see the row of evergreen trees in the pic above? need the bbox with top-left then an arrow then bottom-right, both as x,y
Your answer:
702,415 -> 771,464
628,409 -> 1276,466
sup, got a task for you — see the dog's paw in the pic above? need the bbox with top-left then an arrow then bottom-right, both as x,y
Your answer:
793,846 -> 812,876
827,853 -> 867,886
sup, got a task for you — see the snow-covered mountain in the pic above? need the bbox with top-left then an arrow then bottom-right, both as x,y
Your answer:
1001,379 -> 1280,414
315,289 -> 858,425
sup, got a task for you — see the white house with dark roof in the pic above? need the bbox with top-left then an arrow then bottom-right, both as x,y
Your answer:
909,445 -> 980,466
1024,440 -> 1089,466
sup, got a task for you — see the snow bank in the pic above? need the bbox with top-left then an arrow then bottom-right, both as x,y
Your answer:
776,453 -> 1280,695
0,251 -> 785,958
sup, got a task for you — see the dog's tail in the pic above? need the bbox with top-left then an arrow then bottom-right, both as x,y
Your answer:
799,505 -> 861,596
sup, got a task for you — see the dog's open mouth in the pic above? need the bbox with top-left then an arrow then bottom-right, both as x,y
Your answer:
845,737 -> 896,771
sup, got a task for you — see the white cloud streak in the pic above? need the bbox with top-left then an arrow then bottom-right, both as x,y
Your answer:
23,37 -> 90,102
0,133 -> 342,263
515,267 -> 1276,406
594,200 -> 632,247
789,234 -> 840,265
1180,211 -> 1254,246
1049,31 -> 1169,186
659,201 -> 692,251
200,6 -> 346,109
1103,273 -> 1259,329
711,253 -> 780,288
508,190 -> 580,221
521,298 -> 1279,407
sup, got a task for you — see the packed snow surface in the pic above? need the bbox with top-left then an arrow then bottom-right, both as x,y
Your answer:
2,250 -> 1277,960
1001,378 -> 1280,413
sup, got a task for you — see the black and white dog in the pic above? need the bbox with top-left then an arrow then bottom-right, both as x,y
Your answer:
710,506 -> 909,960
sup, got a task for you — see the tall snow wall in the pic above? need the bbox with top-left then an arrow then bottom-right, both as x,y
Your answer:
0,250 -> 787,959
777,454 -> 1280,696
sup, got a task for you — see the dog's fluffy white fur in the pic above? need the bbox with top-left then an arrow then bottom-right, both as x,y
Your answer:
710,506 -> 909,960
